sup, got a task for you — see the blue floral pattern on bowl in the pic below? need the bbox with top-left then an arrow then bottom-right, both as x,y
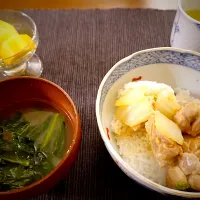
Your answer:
99,49 -> 200,116
171,6 -> 200,52
171,10 -> 180,45
196,23 -> 200,30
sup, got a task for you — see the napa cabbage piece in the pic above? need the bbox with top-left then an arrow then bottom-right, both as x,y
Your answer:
115,88 -> 145,106
155,111 -> 184,145
115,98 -> 153,127
155,91 -> 180,119
122,81 -> 174,97
114,81 -> 181,130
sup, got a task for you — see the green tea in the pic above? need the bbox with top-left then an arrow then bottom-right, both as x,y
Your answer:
186,9 -> 200,22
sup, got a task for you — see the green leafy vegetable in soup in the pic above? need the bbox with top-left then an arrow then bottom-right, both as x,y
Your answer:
0,111 -> 67,191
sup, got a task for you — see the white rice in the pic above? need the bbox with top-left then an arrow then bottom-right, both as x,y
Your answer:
112,117 -> 167,185
111,84 -> 198,186
175,87 -> 200,104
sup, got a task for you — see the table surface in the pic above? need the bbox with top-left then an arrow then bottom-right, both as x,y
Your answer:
8,8 -> 183,200
1,0 -> 178,9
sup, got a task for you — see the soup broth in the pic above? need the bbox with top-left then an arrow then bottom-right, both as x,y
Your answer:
0,100 -> 72,191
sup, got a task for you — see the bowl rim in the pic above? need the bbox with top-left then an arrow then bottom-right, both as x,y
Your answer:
0,76 -> 81,195
96,47 -> 200,198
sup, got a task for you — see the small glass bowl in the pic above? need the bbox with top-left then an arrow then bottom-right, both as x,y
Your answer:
0,10 -> 43,77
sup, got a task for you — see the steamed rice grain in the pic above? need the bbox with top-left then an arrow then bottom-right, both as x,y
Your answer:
112,118 -> 167,185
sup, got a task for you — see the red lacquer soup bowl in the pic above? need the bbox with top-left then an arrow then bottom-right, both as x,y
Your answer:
0,77 -> 81,200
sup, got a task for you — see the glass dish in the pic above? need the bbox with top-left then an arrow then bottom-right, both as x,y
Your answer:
0,10 -> 43,77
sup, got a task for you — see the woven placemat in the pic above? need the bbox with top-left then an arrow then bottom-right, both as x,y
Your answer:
23,9 -> 178,200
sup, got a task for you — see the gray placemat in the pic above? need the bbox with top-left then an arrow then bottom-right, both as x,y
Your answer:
23,9 -> 178,200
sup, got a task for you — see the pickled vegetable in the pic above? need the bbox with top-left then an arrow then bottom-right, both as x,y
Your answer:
20,34 -> 36,50
0,29 -> 18,46
0,20 -> 36,65
0,20 -> 18,34
0,34 -> 28,58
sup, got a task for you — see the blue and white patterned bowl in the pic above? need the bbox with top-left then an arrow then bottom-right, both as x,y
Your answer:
96,47 -> 200,198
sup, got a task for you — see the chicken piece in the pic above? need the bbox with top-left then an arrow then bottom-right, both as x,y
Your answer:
193,162 -> 200,175
145,114 -> 183,167
188,174 -> 200,191
186,155 -> 200,191
182,135 -> 192,152
167,153 -> 200,191
174,102 -> 200,137
166,166 -> 189,190
178,153 -> 199,175
182,135 -> 200,159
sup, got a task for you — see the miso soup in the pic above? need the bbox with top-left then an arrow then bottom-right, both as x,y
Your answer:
0,100 -> 72,191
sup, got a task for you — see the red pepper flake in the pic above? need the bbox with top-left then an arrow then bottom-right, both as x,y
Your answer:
3,132 -> 12,143
106,128 -> 110,140
132,76 -> 142,82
